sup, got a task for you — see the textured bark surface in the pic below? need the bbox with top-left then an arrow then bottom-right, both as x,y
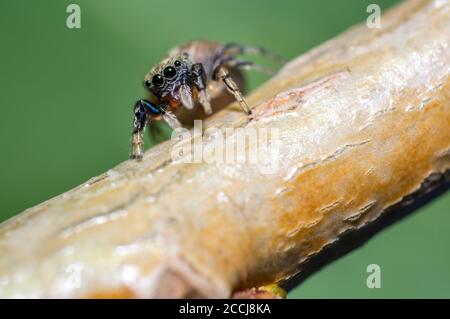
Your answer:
0,0 -> 449,298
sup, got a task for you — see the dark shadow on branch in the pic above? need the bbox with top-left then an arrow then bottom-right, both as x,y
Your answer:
282,170 -> 450,292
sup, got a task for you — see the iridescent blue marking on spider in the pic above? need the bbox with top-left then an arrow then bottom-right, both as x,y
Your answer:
142,99 -> 162,115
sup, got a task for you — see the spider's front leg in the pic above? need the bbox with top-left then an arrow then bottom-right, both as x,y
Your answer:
131,99 -> 182,160
131,99 -> 149,160
190,63 -> 212,115
214,65 -> 252,115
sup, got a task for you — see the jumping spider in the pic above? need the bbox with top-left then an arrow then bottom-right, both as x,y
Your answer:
131,41 -> 283,160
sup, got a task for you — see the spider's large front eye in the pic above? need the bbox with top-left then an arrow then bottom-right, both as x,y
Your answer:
163,66 -> 177,79
152,74 -> 164,87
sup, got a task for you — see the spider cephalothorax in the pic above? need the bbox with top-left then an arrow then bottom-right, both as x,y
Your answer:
131,41 -> 283,159
144,54 -> 196,109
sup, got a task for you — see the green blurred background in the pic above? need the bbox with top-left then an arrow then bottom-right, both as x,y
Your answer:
0,0 -> 449,298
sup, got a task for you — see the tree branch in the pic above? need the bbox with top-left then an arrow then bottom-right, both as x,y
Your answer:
0,0 -> 449,298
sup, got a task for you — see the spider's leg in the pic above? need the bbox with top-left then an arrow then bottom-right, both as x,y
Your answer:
131,99 -> 149,160
132,99 -> 175,159
161,109 -> 182,130
215,66 -> 251,115
220,43 -> 286,64
226,60 -> 276,75
191,63 -> 212,114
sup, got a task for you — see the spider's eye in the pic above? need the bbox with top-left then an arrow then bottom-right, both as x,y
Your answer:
144,80 -> 152,88
152,74 -> 164,87
163,66 -> 177,79
174,60 -> 181,67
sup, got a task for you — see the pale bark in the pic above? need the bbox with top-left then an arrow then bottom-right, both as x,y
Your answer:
0,0 -> 449,298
